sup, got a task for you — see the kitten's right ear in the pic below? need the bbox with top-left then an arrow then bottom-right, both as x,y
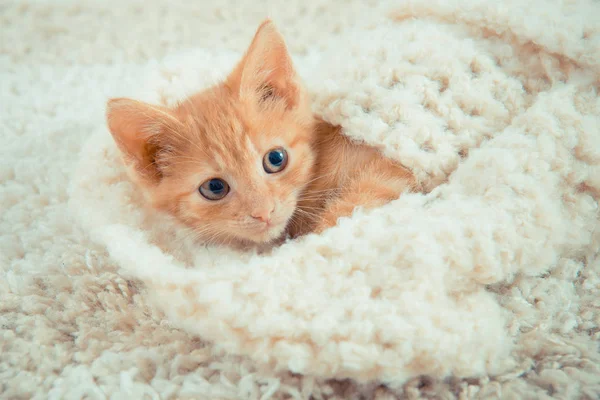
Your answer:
227,20 -> 305,110
106,98 -> 179,184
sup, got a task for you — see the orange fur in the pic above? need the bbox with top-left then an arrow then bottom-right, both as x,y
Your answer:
289,120 -> 416,237
106,20 -> 416,249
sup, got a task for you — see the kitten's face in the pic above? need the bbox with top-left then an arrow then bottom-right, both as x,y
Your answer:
153,88 -> 314,245
107,20 -> 315,247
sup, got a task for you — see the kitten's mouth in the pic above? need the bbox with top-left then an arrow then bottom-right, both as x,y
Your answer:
233,210 -> 294,244
248,219 -> 288,243
261,221 -> 284,235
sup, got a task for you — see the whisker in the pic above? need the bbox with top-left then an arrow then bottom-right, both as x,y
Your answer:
300,171 -> 338,187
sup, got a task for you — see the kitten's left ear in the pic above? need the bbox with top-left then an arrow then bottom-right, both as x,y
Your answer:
227,20 -> 304,109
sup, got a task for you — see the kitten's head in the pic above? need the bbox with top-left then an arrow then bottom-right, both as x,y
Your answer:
106,20 -> 315,247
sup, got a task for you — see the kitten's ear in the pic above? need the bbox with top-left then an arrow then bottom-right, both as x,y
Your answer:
106,98 -> 179,184
228,20 -> 303,109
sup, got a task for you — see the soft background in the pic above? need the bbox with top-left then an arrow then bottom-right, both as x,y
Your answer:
2,0 -> 599,399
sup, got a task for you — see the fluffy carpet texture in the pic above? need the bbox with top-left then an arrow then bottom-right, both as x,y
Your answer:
2,0 -> 600,398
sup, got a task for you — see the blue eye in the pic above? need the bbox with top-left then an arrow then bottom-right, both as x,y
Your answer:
199,178 -> 230,200
269,151 -> 284,166
263,148 -> 288,173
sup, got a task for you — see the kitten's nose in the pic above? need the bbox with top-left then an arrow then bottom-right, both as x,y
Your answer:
251,206 -> 274,223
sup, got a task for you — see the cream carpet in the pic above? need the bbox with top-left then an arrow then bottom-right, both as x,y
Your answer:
2,0 -> 600,399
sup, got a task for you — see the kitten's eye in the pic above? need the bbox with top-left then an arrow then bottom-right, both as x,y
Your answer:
263,148 -> 288,174
199,178 -> 230,200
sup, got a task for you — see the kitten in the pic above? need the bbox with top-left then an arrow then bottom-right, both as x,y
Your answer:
106,20 -> 416,250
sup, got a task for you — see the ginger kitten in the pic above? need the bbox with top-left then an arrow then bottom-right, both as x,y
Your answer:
107,20 -> 415,250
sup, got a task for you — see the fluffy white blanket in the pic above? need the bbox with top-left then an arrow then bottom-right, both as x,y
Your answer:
3,0 -> 600,398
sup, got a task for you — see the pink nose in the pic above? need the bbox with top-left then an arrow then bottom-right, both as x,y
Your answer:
251,206 -> 274,223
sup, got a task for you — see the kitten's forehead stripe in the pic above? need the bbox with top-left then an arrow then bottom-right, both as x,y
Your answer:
189,102 -> 257,177
245,136 -> 260,159
212,153 -> 226,171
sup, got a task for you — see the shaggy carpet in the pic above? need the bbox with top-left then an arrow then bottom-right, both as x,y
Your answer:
2,0 -> 600,399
